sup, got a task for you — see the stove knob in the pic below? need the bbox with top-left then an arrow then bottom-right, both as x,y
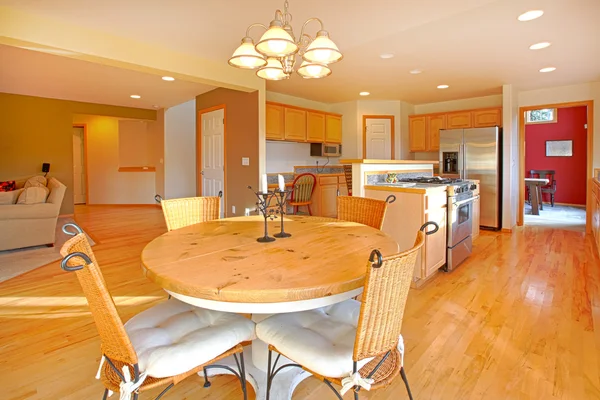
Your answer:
470,184 -> 477,190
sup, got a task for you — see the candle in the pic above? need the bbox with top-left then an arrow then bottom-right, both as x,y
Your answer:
278,174 -> 285,192
261,174 -> 268,193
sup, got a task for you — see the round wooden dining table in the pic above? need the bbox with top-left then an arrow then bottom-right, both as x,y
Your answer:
141,215 -> 400,399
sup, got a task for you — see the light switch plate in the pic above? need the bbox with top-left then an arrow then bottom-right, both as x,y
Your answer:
242,157 -> 250,166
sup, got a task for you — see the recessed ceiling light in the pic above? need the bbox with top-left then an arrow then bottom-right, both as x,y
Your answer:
518,10 -> 544,21
380,53 -> 394,59
409,69 -> 422,74
359,92 -> 370,96
437,85 -> 449,89
539,67 -> 556,73
529,42 -> 551,50
162,76 -> 175,81
130,95 -> 141,99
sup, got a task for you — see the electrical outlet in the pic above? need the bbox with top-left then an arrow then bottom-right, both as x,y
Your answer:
245,208 -> 251,216
242,157 -> 250,166
232,206 -> 236,214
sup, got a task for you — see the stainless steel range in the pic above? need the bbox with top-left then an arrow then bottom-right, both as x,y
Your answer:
398,177 -> 478,271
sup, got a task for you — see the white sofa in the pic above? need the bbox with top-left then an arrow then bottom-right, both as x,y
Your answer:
0,177 -> 66,251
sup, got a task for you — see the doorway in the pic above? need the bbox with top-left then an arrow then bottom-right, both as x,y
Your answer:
72,125 -> 87,205
362,115 -> 395,159
198,107 -> 225,217
521,105 -> 590,231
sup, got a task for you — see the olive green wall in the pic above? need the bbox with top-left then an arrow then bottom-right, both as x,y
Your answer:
0,92 -> 156,215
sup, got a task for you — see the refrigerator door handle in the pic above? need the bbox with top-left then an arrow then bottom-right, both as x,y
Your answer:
463,143 -> 467,179
458,144 -> 464,179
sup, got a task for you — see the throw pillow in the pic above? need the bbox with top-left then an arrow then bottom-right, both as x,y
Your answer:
0,188 -> 24,205
0,181 -> 16,192
17,186 -> 50,205
24,176 -> 47,189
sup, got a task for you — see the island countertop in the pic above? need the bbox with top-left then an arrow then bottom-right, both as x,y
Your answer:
340,159 -> 439,165
364,184 -> 447,195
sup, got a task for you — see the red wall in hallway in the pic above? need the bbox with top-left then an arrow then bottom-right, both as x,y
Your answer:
525,106 -> 587,205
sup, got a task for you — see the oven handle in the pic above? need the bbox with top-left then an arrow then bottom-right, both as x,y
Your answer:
452,197 -> 475,207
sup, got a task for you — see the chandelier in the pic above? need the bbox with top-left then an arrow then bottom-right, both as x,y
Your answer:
228,0 -> 342,80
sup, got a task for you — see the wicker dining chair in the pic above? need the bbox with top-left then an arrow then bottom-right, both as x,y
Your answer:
160,195 -> 221,231
256,222 -> 439,400
289,173 -> 317,215
59,223 -> 255,400
337,195 -> 395,230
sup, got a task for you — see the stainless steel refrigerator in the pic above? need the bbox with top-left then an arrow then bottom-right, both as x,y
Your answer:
439,127 -> 502,230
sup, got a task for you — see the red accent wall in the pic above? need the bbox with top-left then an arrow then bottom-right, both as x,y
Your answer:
525,106 -> 587,205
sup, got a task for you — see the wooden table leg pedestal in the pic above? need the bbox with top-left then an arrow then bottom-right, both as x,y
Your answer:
202,341 -> 312,400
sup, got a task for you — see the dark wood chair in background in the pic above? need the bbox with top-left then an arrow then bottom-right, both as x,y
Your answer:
530,170 -> 557,207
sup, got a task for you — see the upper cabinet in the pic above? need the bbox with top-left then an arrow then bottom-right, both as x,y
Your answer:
266,104 -> 285,140
427,114 -> 446,152
284,108 -> 307,141
409,107 -> 502,152
409,116 -> 427,152
473,108 -> 502,127
307,112 -> 325,142
446,111 -> 472,129
325,115 -> 342,144
266,102 -> 342,144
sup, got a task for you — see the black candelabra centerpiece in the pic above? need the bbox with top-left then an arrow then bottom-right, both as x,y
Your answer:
248,186 -> 277,243
247,185 -> 295,242
273,187 -> 294,238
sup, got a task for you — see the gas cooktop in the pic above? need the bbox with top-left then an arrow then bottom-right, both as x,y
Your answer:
398,177 -> 464,185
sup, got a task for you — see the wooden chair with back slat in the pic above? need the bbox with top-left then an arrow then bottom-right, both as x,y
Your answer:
58,223 -> 251,400
159,195 -> 221,231
336,195 -> 396,230
258,222 -> 440,400
529,169 -> 557,207
289,173 -> 317,215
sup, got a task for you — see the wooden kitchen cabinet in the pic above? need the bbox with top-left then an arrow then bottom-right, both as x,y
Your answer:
307,112 -> 325,142
309,174 -> 347,217
284,108 -> 307,141
325,115 -> 342,144
427,114 -> 446,152
446,111 -> 472,129
266,104 -> 285,140
473,108 -> 502,127
409,116 -> 427,152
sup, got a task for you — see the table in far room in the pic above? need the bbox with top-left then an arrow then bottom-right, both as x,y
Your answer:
525,178 -> 549,215
140,215 -> 399,400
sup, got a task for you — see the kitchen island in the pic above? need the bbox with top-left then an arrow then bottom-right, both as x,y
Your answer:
340,159 -> 439,197
365,182 -> 447,288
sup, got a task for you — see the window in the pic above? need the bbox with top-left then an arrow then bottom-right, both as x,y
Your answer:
526,108 -> 557,124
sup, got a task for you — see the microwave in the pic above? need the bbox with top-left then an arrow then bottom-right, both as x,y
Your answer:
310,143 -> 342,157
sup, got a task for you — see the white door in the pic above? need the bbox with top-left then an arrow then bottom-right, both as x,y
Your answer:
365,118 -> 392,159
201,109 -> 225,217
72,127 -> 86,204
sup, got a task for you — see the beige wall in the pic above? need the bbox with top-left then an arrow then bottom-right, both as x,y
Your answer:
73,115 -> 159,205
148,109 -> 165,199
164,99 -> 197,199
414,94 -> 503,114
266,91 -> 333,112
0,92 -> 155,214
196,88 -> 259,217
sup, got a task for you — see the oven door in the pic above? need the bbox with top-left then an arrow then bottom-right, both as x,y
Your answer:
448,196 -> 474,247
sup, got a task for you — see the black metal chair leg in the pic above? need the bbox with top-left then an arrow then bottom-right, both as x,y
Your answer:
400,367 -> 414,400
266,349 -> 272,400
102,389 -> 109,400
203,367 -> 211,388
237,352 -> 248,400
354,389 -> 360,400
133,393 -> 139,400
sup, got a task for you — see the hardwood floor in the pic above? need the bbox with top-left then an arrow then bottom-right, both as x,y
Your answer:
1,205 -> 599,399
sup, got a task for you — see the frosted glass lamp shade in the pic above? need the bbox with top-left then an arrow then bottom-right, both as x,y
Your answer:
228,38 -> 267,69
256,58 -> 288,80
297,61 -> 331,79
256,25 -> 298,57
303,30 -> 342,64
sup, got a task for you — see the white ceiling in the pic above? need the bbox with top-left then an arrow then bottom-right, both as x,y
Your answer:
0,45 -> 215,109
2,0 -> 599,104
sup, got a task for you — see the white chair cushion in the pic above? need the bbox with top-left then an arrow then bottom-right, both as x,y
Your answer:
124,299 -> 255,378
256,299 -> 373,378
